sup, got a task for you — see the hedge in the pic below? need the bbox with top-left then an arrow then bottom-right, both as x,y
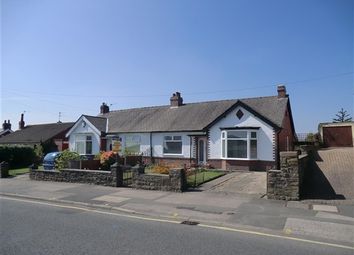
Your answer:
0,146 -> 37,169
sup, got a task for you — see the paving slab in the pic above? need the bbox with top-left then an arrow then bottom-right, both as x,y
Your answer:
312,204 -> 338,212
156,192 -> 250,209
286,201 -> 310,210
92,195 -> 131,204
316,212 -> 354,223
284,218 -> 354,243
111,189 -> 168,200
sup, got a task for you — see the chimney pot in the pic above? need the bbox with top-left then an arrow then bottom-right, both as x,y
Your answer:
19,113 -> 25,130
170,92 -> 183,107
100,102 -> 110,114
277,85 -> 287,98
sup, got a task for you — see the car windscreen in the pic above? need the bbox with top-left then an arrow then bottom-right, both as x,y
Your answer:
44,153 -> 59,161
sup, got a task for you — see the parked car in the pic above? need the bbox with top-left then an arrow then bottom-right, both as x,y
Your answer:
43,152 -> 61,170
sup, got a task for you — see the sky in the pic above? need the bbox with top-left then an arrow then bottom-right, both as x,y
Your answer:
1,0 -> 353,133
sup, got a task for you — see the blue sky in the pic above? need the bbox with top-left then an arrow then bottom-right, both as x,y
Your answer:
1,0 -> 353,132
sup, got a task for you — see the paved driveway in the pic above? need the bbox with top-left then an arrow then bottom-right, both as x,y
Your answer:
304,147 -> 354,199
200,171 -> 266,197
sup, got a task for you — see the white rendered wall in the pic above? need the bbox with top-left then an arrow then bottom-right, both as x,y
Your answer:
68,120 -> 100,155
106,132 -> 192,158
209,106 -> 274,161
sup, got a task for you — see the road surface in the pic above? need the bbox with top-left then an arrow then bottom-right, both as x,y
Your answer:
0,198 -> 352,255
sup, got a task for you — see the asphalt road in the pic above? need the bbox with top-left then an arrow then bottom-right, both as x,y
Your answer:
0,198 -> 352,255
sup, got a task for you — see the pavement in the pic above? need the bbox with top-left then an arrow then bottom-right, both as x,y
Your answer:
1,173 -> 354,247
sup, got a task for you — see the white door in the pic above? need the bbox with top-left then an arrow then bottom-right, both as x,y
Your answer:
198,138 -> 207,165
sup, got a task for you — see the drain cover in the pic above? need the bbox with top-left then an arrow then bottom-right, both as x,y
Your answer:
180,220 -> 200,226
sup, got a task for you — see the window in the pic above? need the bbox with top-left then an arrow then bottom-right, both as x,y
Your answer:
221,130 -> 257,159
163,135 -> 182,154
125,135 -> 141,154
75,135 -> 93,155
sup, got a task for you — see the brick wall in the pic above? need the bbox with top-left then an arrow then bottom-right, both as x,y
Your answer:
142,156 -> 197,168
278,105 -> 296,152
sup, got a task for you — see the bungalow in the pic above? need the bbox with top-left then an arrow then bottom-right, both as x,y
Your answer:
0,114 -> 74,152
66,85 -> 296,170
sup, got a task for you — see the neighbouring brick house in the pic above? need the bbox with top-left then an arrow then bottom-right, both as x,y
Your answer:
66,85 -> 296,171
0,114 -> 74,152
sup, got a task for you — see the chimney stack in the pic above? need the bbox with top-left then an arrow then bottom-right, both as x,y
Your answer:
100,102 -> 110,114
170,92 -> 183,108
19,113 -> 25,130
2,120 -> 11,130
277,85 -> 287,98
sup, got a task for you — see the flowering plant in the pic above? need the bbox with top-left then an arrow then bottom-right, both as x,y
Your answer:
95,151 -> 117,170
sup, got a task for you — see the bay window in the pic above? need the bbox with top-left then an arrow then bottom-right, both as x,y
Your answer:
221,130 -> 257,159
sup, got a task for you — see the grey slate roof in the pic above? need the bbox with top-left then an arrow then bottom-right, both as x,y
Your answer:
0,122 -> 74,144
101,96 -> 289,133
83,115 -> 107,133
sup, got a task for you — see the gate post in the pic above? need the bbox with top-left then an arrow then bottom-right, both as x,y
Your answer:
0,161 -> 9,178
111,163 -> 123,187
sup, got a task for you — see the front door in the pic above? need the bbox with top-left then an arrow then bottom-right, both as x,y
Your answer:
198,138 -> 207,165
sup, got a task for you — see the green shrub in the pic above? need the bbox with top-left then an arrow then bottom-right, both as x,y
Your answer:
55,150 -> 80,170
0,146 -> 36,169
34,144 -> 44,164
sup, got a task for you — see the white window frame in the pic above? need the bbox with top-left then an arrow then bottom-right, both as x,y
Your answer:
163,135 -> 183,156
75,134 -> 93,155
221,130 -> 258,160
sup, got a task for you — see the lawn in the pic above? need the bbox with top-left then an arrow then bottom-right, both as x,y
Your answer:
8,166 -> 44,176
8,167 -> 30,176
187,170 -> 225,187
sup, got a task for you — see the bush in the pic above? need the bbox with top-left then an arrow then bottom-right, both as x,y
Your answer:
34,144 -> 44,164
0,146 -> 36,169
55,150 -> 80,170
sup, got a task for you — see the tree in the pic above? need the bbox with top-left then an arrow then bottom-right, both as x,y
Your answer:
333,108 -> 352,123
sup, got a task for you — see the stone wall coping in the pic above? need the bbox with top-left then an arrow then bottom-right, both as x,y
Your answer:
142,173 -> 169,177
31,168 -> 112,174
298,154 -> 308,160
279,151 -> 299,157
267,169 -> 281,173
62,168 -> 111,174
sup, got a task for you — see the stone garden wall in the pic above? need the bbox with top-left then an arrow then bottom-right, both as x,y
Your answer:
131,168 -> 187,192
30,168 -> 120,187
30,165 -> 187,192
267,151 -> 310,200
